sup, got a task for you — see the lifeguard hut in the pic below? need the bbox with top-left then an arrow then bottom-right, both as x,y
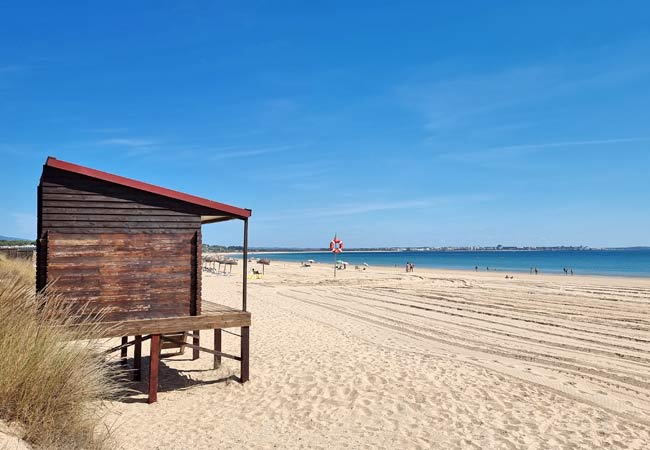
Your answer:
36,157 -> 251,403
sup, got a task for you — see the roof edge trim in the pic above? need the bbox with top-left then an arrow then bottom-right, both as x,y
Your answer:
44,157 -> 252,219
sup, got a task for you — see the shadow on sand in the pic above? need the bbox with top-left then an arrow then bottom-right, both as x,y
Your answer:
113,356 -> 239,404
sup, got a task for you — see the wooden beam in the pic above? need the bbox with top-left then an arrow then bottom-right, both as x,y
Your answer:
192,330 -> 200,360
104,335 -> 150,354
240,326 -> 249,383
214,329 -> 221,369
148,334 -> 161,404
133,335 -> 142,381
71,311 -> 251,338
160,336 -> 241,361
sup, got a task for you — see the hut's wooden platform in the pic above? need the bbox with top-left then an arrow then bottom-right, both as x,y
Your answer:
87,301 -> 250,403
75,301 -> 250,338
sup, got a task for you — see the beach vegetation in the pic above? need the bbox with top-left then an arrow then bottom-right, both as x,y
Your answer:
0,240 -> 35,247
0,255 -> 123,449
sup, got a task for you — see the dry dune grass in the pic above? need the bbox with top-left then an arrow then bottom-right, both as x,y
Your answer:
0,253 -> 35,285
0,255 -> 123,450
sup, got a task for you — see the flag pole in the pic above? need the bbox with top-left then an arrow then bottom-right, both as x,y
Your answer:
333,233 -> 337,279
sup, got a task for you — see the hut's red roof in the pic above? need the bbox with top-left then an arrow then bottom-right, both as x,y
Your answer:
44,157 -> 251,221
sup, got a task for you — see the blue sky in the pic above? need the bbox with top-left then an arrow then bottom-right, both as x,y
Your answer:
1,1 -> 649,247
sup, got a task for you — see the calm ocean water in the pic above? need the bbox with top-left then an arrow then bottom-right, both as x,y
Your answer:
249,249 -> 650,277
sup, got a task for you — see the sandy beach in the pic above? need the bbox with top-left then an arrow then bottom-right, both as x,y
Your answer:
104,261 -> 650,450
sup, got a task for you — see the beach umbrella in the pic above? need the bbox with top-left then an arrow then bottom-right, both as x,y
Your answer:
223,258 -> 238,274
258,258 -> 271,274
204,255 -> 220,271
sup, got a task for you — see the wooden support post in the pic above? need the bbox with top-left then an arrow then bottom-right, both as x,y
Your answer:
148,334 -> 161,404
192,330 -> 200,360
120,336 -> 128,366
240,326 -> 249,383
133,335 -> 142,381
213,329 -> 222,369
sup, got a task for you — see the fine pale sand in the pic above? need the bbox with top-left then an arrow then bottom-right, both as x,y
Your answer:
104,262 -> 650,449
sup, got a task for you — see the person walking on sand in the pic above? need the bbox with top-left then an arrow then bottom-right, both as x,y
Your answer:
534,267 -> 538,275
570,268 -> 574,275
475,265 -> 478,272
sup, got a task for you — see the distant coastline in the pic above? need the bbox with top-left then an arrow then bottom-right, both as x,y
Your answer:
207,245 -> 650,254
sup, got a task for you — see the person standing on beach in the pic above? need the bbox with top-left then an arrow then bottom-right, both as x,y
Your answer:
571,268 -> 574,275
534,267 -> 538,275
475,265 -> 478,271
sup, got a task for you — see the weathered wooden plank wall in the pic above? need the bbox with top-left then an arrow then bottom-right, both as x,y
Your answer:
38,166 -> 205,322
47,232 -> 194,321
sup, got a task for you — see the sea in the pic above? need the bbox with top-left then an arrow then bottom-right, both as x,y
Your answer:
249,249 -> 650,278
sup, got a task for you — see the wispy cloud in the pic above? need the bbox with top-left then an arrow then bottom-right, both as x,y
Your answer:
441,136 -> 650,163
400,65 -> 558,132
258,194 -> 494,223
94,137 -> 161,158
210,145 -> 295,161
487,137 -> 650,152
400,40 -> 650,136
0,65 -> 28,74
317,198 -> 449,216
98,138 -> 158,147
90,138 -> 294,161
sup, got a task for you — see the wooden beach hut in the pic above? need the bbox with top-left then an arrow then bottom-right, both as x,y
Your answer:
36,156 -> 252,403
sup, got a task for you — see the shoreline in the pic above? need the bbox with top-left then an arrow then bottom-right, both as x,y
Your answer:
221,256 -> 650,283
218,251 -> 650,280
292,260 -> 650,284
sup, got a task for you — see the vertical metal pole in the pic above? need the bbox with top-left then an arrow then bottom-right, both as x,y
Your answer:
242,218 -> 248,312
332,233 -> 337,279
